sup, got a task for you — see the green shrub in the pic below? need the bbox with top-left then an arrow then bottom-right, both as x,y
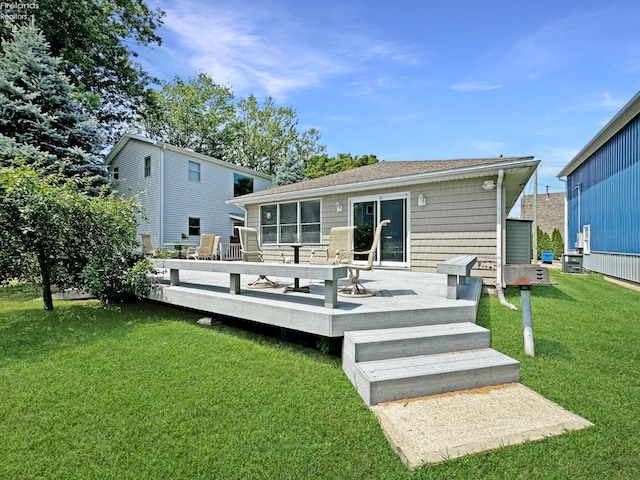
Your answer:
81,252 -> 154,303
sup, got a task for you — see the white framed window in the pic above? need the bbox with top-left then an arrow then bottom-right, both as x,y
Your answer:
234,174 -> 254,196
144,156 -> 151,177
260,200 -> 321,244
188,161 -> 201,182
583,224 -> 591,254
188,217 -> 201,236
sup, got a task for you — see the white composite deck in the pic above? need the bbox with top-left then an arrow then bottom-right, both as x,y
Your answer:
147,267 -> 483,337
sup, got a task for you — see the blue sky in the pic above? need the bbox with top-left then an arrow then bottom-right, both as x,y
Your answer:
138,0 -> 640,199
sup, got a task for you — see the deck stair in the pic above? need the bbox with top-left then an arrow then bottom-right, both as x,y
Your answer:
342,322 -> 520,406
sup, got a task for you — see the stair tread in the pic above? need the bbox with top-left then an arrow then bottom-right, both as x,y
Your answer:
358,349 -> 519,381
345,322 -> 488,343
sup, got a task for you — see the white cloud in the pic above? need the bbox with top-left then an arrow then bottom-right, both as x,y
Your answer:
449,82 -> 504,92
156,0 -> 418,99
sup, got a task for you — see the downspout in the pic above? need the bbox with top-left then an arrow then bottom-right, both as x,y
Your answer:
496,168 -> 518,310
159,143 -> 166,245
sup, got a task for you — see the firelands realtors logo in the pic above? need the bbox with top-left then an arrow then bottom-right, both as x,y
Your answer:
0,2 -> 39,22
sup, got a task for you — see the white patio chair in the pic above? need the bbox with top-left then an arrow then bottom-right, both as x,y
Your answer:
140,233 -> 157,256
187,234 -> 219,260
236,226 -> 283,288
310,226 -> 355,265
338,219 -> 390,297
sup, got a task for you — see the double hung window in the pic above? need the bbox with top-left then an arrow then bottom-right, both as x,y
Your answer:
188,161 -> 201,182
260,200 -> 320,244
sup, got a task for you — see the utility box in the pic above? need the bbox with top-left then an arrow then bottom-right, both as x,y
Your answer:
506,219 -> 533,264
541,251 -> 554,264
562,253 -> 583,273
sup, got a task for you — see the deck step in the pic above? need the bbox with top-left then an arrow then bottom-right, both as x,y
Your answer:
343,323 -> 490,364
350,349 -> 520,406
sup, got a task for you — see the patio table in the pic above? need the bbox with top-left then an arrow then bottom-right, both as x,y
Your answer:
164,242 -> 196,259
283,244 -> 310,293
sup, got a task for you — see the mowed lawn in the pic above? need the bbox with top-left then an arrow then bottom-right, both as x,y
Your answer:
1,270 -> 639,479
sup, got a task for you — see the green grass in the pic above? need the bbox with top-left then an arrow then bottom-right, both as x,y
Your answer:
1,271 -> 639,479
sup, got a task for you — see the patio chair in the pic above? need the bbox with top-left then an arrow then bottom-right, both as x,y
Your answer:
310,226 -> 355,265
338,219 -> 390,297
187,234 -> 219,260
140,233 -> 157,256
236,226 -> 283,288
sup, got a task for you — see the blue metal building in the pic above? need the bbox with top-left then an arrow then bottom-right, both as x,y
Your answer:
558,91 -> 640,284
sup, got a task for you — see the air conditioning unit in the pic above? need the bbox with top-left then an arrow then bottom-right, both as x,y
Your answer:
575,232 -> 584,253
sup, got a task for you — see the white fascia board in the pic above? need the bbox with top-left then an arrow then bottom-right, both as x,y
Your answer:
227,158 -> 539,207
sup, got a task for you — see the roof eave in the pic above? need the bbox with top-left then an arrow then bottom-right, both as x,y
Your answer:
228,157 -> 538,207
104,134 -> 272,180
558,90 -> 640,177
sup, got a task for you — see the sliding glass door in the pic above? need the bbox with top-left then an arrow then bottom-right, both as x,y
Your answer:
351,194 -> 408,267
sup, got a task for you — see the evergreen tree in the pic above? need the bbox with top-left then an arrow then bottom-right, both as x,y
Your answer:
551,227 -> 564,259
536,226 -> 552,260
0,25 -> 107,189
1,0 -> 165,145
273,154 -> 305,186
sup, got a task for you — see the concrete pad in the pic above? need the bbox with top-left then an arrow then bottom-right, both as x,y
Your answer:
371,383 -> 593,468
52,289 -> 94,300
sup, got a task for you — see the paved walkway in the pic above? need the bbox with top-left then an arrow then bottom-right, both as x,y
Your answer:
372,383 -> 593,468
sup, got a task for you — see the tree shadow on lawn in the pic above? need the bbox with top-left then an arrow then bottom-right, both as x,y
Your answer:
0,293 -> 199,367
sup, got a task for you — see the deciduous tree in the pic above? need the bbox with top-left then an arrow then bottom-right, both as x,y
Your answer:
140,72 -> 236,160
224,95 -> 326,175
0,165 -> 148,310
303,153 -> 378,179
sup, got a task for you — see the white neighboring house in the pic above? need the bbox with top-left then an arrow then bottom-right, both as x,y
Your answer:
105,134 -> 272,252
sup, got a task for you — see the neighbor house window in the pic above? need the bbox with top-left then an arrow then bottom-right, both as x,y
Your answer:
144,156 -> 151,177
188,161 -> 201,182
188,217 -> 200,236
112,167 -> 119,180
260,200 -> 320,244
234,174 -> 254,197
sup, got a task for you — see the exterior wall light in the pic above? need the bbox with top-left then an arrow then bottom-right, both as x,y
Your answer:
417,194 -> 426,207
482,180 -> 496,191
335,202 -> 343,213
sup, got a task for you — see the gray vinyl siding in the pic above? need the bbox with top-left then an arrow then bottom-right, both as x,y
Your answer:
163,149 -> 229,243
163,150 -> 272,243
109,140 -> 161,245
409,178 -> 497,285
248,177 -> 499,283
109,136 -> 272,249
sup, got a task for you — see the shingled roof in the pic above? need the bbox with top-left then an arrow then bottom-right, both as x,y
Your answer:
233,156 -> 535,203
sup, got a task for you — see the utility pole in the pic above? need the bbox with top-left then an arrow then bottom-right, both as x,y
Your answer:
533,168 -> 538,263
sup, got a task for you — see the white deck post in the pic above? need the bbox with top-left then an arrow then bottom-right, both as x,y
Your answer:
230,273 -> 241,294
324,280 -> 337,308
446,275 -> 457,300
170,269 -> 179,286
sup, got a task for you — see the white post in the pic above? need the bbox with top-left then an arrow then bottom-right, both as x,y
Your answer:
521,287 -> 535,357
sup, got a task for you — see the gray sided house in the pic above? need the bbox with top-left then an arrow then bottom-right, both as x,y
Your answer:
105,134 -> 272,247
558,91 -> 640,284
228,157 -> 539,286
